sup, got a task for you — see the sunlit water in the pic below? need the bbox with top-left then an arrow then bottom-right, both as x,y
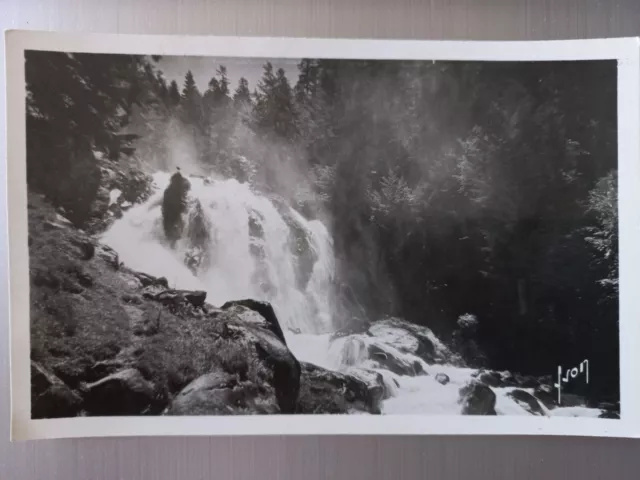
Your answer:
102,171 -> 602,417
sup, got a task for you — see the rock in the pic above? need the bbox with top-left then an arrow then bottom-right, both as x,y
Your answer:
83,369 -> 156,416
86,360 -> 126,382
514,374 -> 539,389
251,336 -> 300,414
477,371 -> 503,388
77,240 -> 95,260
281,211 -> 318,291
31,361 -> 83,418
598,404 -> 620,419
184,290 -> 207,308
32,384 -> 83,419
459,381 -> 497,415
213,302 -> 301,414
96,244 -> 120,270
367,318 -> 452,365
533,384 -> 557,410
221,299 -> 287,346
165,372 -> 279,415
368,344 -> 419,376
297,362 -> 382,414
162,171 -> 190,244
507,389 -> 545,415
435,373 -> 450,385
149,289 -> 207,311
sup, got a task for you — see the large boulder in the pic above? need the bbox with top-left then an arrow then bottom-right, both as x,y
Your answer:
165,372 -> 279,415
222,299 -> 287,346
367,318 -> 452,365
507,389 -> 545,415
162,171 -> 191,245
367,344 -> 422,377
213,301 -> 301,414
31,362 -> 82,419
477,371 -> 503,388
459,381 -> 497,415
83,368 -> 157,416
297,362 -> 382,414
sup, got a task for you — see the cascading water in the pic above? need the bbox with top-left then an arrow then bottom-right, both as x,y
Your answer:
102,170 -> 604,417
102,171 -> 335,335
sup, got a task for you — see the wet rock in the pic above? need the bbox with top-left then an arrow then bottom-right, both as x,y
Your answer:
477,371 -> 503,388
533,384 -> 557,410
435,373 -> 450,385
514,374 -> 539,389
507,389 -> 545,415
165,372 -> 279,415
368,344 -> 419,376
83,368 -> 156,416
222,299 -> 287,346
459,381 -> 497,415
367,318 -> 452,365
297,362 -> 382,414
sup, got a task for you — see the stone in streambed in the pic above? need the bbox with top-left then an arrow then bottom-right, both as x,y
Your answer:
507,389 -> 545,415
297,362 -> 382,414
458,381 -> 497,415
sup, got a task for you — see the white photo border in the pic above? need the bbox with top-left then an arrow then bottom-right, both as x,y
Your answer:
5,30 -> 640,440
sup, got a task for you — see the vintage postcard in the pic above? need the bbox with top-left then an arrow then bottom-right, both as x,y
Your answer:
5,31 -> 640,440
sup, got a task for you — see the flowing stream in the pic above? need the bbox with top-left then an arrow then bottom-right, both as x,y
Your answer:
101,171 -> 602,417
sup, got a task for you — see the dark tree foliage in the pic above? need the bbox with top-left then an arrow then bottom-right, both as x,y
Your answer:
233,77 -> 252,108
25,51 -> 151,224
291,59 -> 618,402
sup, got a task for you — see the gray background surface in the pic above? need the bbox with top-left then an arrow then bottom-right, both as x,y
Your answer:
1,0 -> 640,478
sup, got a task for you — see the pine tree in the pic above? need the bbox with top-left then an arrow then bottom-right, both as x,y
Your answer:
168,80 -> 181,107
233,77 -> 252,108
25,51 -> 151,224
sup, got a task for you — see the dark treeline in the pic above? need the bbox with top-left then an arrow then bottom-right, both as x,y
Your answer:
25,52 -> 619,402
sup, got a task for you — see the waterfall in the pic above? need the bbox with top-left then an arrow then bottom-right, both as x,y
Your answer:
101,170 -> 604,418
101,171 -> 335,334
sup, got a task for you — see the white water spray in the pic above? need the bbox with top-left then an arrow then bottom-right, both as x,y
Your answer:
102,171 -> 335,334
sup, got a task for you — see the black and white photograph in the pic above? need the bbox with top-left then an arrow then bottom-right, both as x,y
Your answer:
8,33 -> 640,439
